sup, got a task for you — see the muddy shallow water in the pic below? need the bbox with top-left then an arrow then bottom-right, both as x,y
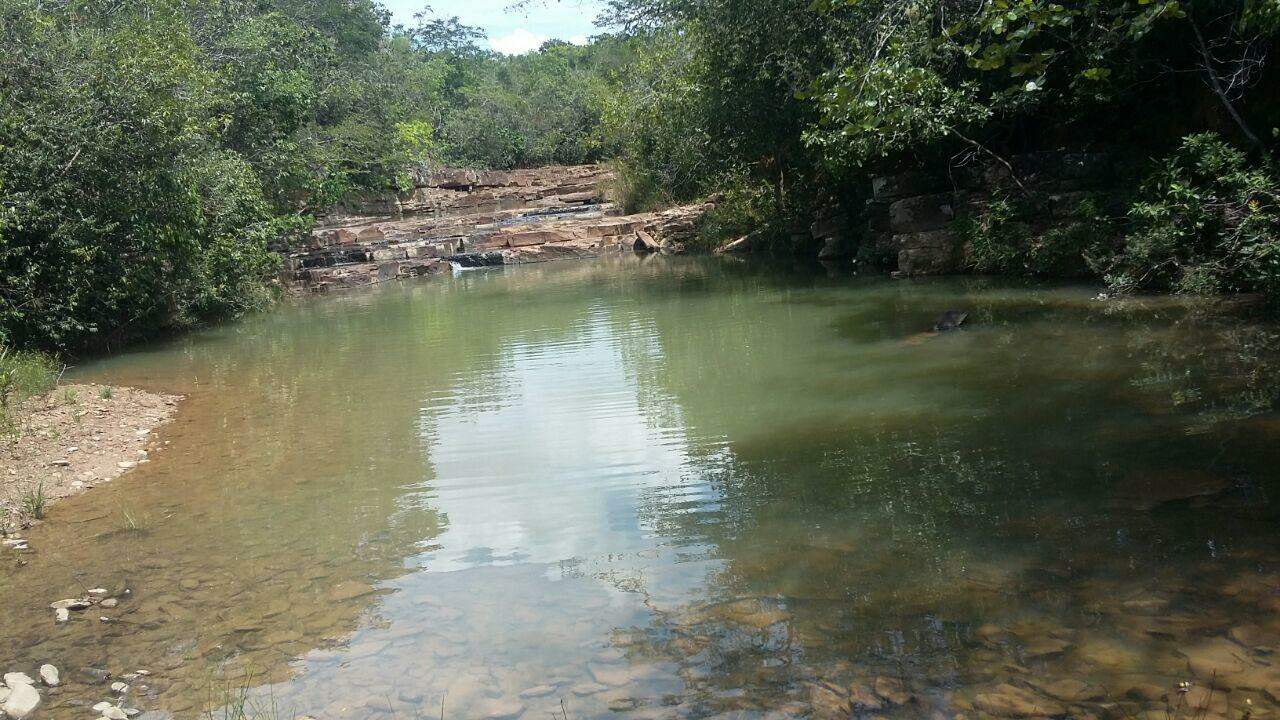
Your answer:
4,256 -> 1280,719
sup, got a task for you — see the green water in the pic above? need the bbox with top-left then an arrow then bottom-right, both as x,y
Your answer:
4,256 -> 1280,719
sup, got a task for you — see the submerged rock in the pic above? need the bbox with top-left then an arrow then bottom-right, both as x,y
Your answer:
873,676 -> 912,706
972,683 -> 1065,718
477,697 -> 524,720
38,664 -> 58,687
1026,677 -> 1102,703
806,681 -> 849,720
1180,637 -> 1251,681
1023,636 -> 1073,659
933,310 -> 969,332
518,684 -> 557,699
846,682 -> 883,711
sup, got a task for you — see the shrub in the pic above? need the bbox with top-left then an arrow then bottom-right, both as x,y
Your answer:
0,347 -> 57,431
960,194 -> 1111,278
1101,133 -> 1280,296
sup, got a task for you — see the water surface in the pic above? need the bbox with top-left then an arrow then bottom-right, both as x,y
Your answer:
4,256 -> 1280,719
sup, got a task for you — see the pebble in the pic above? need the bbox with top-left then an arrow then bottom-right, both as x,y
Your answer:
89,588 -> 108,595
55,608 -> 69,622
38,664 -> 59,687
117,461 -> 136,469
100,598 -> 119,608
110,681 -> 129,693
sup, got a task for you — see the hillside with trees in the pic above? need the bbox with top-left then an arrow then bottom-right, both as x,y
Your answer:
2,0 -> 1279,358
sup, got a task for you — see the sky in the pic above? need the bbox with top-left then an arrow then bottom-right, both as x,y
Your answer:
382,0 -> 608,55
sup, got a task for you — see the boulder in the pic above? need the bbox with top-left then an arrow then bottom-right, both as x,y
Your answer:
633,229 -> 661,254
888,193 -> 956,234
817,236 -> 846,260
896,230 -> 962,275
356,226 -> 385,243
872,172 -> 944,202
2,682 -> 40,720
3,672 -> 34,687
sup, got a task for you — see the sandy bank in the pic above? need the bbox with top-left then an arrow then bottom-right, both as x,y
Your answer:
0,383 -> 180,535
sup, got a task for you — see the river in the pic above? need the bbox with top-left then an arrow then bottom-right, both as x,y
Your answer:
4,255 -> 1280,719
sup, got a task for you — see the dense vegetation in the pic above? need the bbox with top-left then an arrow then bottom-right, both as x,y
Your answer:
0,0 -> 631,353
602,0 -> 1280,292
3,0 -> 1279,356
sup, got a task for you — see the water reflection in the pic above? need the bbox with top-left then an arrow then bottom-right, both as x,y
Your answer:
1,257 -> 1278,720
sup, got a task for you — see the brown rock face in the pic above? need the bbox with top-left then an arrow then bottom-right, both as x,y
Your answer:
287,165 -> 713,294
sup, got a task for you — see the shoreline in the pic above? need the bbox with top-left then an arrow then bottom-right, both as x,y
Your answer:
0,383 -> 181,536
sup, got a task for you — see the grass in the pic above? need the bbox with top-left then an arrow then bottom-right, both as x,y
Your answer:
100,386 -> 114,400
63,387 -> 78,405
0,347 -> 59,433
19,480 -> 48,520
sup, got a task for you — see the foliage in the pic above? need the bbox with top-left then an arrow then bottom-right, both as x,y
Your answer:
1100,134 -> 1280,296
0,0 -> 633,353
960,194 -> 1111,278
0,347 -> 57,431
603,0 -> 1280,293
18,480 -> 47,520
436,37 -> 639,169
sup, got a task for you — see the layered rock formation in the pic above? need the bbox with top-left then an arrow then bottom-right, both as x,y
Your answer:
863,152 -> 1114,276
285,165 -> 712,293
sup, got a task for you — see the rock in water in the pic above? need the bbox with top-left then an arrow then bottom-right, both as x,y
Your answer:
3,672 -> 35,687
2,682 -> 41,719
933,310 -> 969,332
39,664 -> 59,686
633,229 -> 661,255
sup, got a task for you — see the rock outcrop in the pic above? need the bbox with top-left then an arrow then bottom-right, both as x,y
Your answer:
285,165 -> 712,293
861,151 -> 1113,276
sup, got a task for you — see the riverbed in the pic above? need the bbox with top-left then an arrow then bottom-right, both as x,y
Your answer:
4,255 -> 1280,719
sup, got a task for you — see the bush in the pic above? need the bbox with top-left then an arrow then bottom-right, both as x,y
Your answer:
1102,134 -> 1280,296
959,194 -> 1111,278
0,347 -> 57,430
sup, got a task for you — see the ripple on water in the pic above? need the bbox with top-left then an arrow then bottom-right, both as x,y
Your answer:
2,257 -> 1280,718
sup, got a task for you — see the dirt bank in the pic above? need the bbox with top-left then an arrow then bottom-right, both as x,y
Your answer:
0,383 -> 180,535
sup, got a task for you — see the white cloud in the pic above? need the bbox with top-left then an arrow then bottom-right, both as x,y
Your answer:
490,28 -> 548,55
568,35 -> 590,46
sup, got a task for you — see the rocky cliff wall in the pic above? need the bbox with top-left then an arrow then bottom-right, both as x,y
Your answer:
286,165 -> 713,293
827,152 -> 1115,276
